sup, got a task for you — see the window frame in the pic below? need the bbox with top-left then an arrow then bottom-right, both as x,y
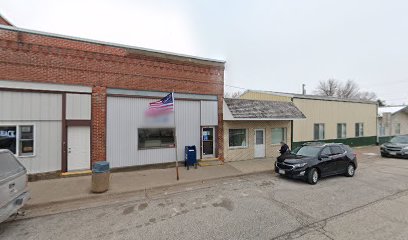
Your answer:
355,123 -> 364,137
137,128 -> 176,150
0,124 -> 35,158
395,123 -> 401,135
271,127 -> 287,145
228,128 -> 248,149
337,123 -> 347,139
314,123 -> 325,140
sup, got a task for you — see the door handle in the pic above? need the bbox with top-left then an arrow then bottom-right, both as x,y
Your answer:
68,148 -> 72,154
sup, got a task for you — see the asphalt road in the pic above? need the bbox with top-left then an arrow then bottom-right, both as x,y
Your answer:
1,151 -> 408,240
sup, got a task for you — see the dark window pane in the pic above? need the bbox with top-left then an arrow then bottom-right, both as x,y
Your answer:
321,147 -> 331,156
20,126 -> 33,140
0,126 -> 17,154
229,129 -> 247,147
138,128 -> 175,149
314,124 -> 319,140
330,146 -> 344,155
256,130 -> 264,145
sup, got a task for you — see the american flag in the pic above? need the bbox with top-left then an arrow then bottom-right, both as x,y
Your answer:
146,93 -> 174,116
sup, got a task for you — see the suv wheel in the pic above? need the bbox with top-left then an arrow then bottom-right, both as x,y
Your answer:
307,168 -> 319,185
345,164 -> 355,177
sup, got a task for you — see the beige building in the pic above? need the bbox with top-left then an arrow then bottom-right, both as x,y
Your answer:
378,106 -> 408,143
240,90 -> 378,148
223,98 -> 305,161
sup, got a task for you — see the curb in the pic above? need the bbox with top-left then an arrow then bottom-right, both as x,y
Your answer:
24,169 -> 275,211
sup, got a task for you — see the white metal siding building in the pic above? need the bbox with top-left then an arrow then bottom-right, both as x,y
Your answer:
0,80 -> 92,174
107,89 -> 218,169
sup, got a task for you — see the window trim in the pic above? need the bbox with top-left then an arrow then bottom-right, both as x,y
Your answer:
271,127 -> 287,145
337,123 -> 347,139
355,122 -> 364,137
314,123 -> 325,140
137,128 -> 176,150
395,123 -> 401,135
228,128 -> 248,149
0,124 -> 36,158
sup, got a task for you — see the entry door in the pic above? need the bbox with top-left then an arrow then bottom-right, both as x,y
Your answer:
202,127 -> 215,158
67,126 -> 91,171
254,129 -> 265,158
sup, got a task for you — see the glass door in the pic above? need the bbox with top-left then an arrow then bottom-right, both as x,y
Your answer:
202,127 -> 215,158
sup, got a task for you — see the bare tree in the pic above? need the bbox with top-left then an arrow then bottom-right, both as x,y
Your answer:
314,79 -> 339,96
336,80 -> 360,99
224,91 -> 242,98
356,91 -> 377,101
314,79 -> 378,101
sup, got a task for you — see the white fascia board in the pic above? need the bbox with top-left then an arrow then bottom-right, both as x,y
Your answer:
223,101 -> 235,120
0,80 -> 92,93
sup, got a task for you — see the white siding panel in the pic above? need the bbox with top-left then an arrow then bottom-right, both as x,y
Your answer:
0,91 -> 62,121
66,94 -> 91,120
107,97 -> 202,167
201,101 -> 218,126
0,120 -> 61,174
107,97 -> 176,168
176,101 -> 201,160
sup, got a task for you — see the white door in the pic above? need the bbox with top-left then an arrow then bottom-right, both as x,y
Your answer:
67,126 -> 91,171
254,129 -> 265,158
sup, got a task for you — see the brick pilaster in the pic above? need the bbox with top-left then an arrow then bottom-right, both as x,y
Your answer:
91,86 -> 107,163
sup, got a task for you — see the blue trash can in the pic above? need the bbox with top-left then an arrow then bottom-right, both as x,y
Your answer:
91,161 -> 110,193
184,146 -> 197,170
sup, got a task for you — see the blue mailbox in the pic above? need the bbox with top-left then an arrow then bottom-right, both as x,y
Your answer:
184,146 -> 197,170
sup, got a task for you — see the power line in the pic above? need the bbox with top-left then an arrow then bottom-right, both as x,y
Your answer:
225,84 -> 247,90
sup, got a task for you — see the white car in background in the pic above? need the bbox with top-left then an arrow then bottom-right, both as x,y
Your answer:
0,149 -> 30,223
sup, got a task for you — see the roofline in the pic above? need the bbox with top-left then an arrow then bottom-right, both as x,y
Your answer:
378,105 -> 408,116
223,98 -> 306,120
0,13 -> 14,27
225,117 -> 305,121
0,25 -> 226,66
245,90 -> 377,104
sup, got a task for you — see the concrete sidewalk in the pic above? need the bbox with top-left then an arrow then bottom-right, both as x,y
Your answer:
26,158 -> 276,208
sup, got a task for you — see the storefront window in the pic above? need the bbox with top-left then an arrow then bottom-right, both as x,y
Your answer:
138,128 -> 175,149
0,125 -> 35,156
229,129 -> 247,148
271,128 -> 286,144
0,126 -> 17,154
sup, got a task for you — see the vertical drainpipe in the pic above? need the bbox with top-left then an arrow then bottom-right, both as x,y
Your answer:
291,97 -> 294,149
376,102 -> 379,145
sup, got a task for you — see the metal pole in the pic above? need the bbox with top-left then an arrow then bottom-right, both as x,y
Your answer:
173,91 -> 179,181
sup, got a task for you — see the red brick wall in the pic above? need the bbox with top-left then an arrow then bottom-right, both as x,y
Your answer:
0,28 -> 225,163
0,16 -> 13,26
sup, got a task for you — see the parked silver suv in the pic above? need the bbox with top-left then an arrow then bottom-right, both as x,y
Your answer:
380,135 -> 408,158
0,149 -> 30,223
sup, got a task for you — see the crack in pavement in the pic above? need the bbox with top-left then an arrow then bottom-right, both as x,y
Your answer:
270,188 -> 408,240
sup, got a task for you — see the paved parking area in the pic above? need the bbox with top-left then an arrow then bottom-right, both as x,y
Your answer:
1,146 -> 408,240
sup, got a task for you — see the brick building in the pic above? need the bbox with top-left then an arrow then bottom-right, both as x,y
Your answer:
0,17 -> 225,175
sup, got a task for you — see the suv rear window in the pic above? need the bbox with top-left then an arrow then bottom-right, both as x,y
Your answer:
0,151 -> 25,179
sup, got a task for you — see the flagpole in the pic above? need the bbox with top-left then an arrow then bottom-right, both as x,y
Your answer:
173,91 -> 179,181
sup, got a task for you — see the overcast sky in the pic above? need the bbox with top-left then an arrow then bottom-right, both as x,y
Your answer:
1,0 -> 407,105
